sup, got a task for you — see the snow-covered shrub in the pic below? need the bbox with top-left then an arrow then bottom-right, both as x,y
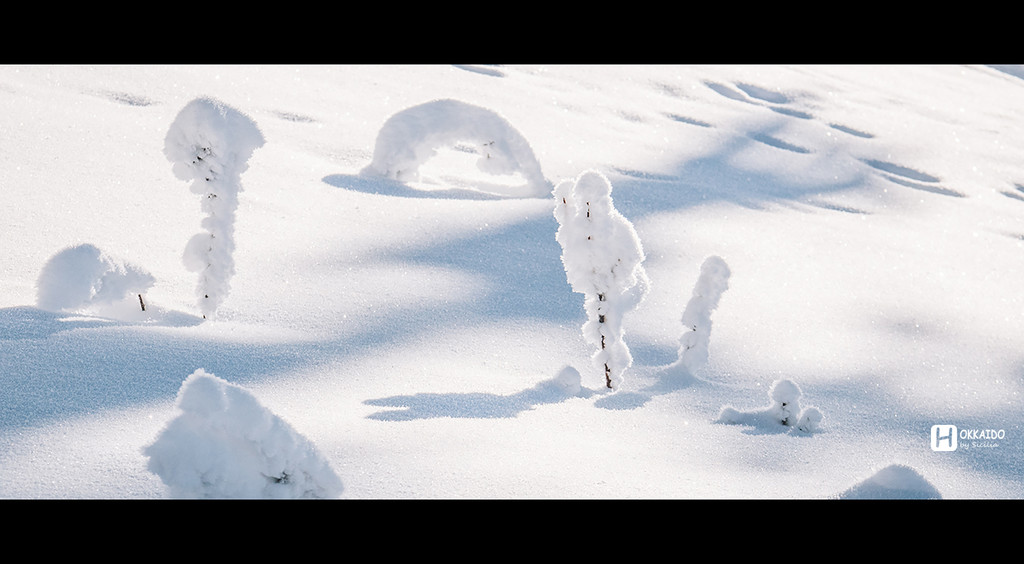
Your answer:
554,170 -> 649,389
665,255 -> 731,379
164,97 -> 265,319
143,369 -> 343,499
361,99 -> 551,198
716,378 -> 824,434
36,243 -> 154,313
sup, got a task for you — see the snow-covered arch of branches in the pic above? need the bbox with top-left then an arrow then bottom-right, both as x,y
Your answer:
361,99 -> 551,198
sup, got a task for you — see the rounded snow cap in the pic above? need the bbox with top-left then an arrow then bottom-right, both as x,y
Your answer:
571,171 -> 614,210
770,379 -> 802,404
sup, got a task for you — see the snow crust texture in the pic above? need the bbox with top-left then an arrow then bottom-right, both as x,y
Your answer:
164,97 -> 265,319
142,369 -> 343,499
361,99 -> 551,198
554,170 -> 649,389
36,243 -> 154,313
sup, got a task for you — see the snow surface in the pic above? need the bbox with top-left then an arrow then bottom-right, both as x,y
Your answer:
1,65 -> 1023,498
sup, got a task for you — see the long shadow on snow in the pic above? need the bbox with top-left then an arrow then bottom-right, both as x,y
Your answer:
607,122 -> 869,218
382,215 -> 582,323
0,297 -> 554,431
0,208 -> 586,432
365,378 -> 596,421
0,305 -> 321,430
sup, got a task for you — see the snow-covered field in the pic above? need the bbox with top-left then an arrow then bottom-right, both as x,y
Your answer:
1,64 -> 1021,499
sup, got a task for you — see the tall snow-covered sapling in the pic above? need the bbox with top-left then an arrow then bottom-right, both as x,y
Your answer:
667,255 -> 731,379
164,97 -> 265,319
554,170 -> 649,389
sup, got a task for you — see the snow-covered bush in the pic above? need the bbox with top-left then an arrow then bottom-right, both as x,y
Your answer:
360,99 -> 551,198
36,243 -> 154,314
665,255 -> 731,379
164,97 -> 265,319
554,170 -> 649,389
143,369 -> 343,499
717,378 -> 824,434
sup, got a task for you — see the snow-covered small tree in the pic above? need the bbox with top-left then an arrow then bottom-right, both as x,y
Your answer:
164,97 -> 264,319
665,255 -> 731,379
554,170 -> 649,389
142,369 -> 343,499
36,243 -> 155,314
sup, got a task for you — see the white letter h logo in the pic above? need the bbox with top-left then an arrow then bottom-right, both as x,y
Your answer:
931,425 -> 957,451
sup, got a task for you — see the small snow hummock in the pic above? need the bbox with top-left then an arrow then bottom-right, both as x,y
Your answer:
554,170 -> 649,390
717,378 -> 824,434
663,255 -> 731,381
838,464 -> 942,499
142,369 -> 343,499
36,243 -> 154,315
164,97 -> 265,319
360,99 -> 552,198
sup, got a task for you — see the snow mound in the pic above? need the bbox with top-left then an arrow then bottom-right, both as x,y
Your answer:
361,99 -> 551,198
142,369 -> 343,499
838,464 -> 942,499
717,379 -> 824,434
36,243 -> 154,314
164,97 -> 265,318
536,365 -> 584,397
